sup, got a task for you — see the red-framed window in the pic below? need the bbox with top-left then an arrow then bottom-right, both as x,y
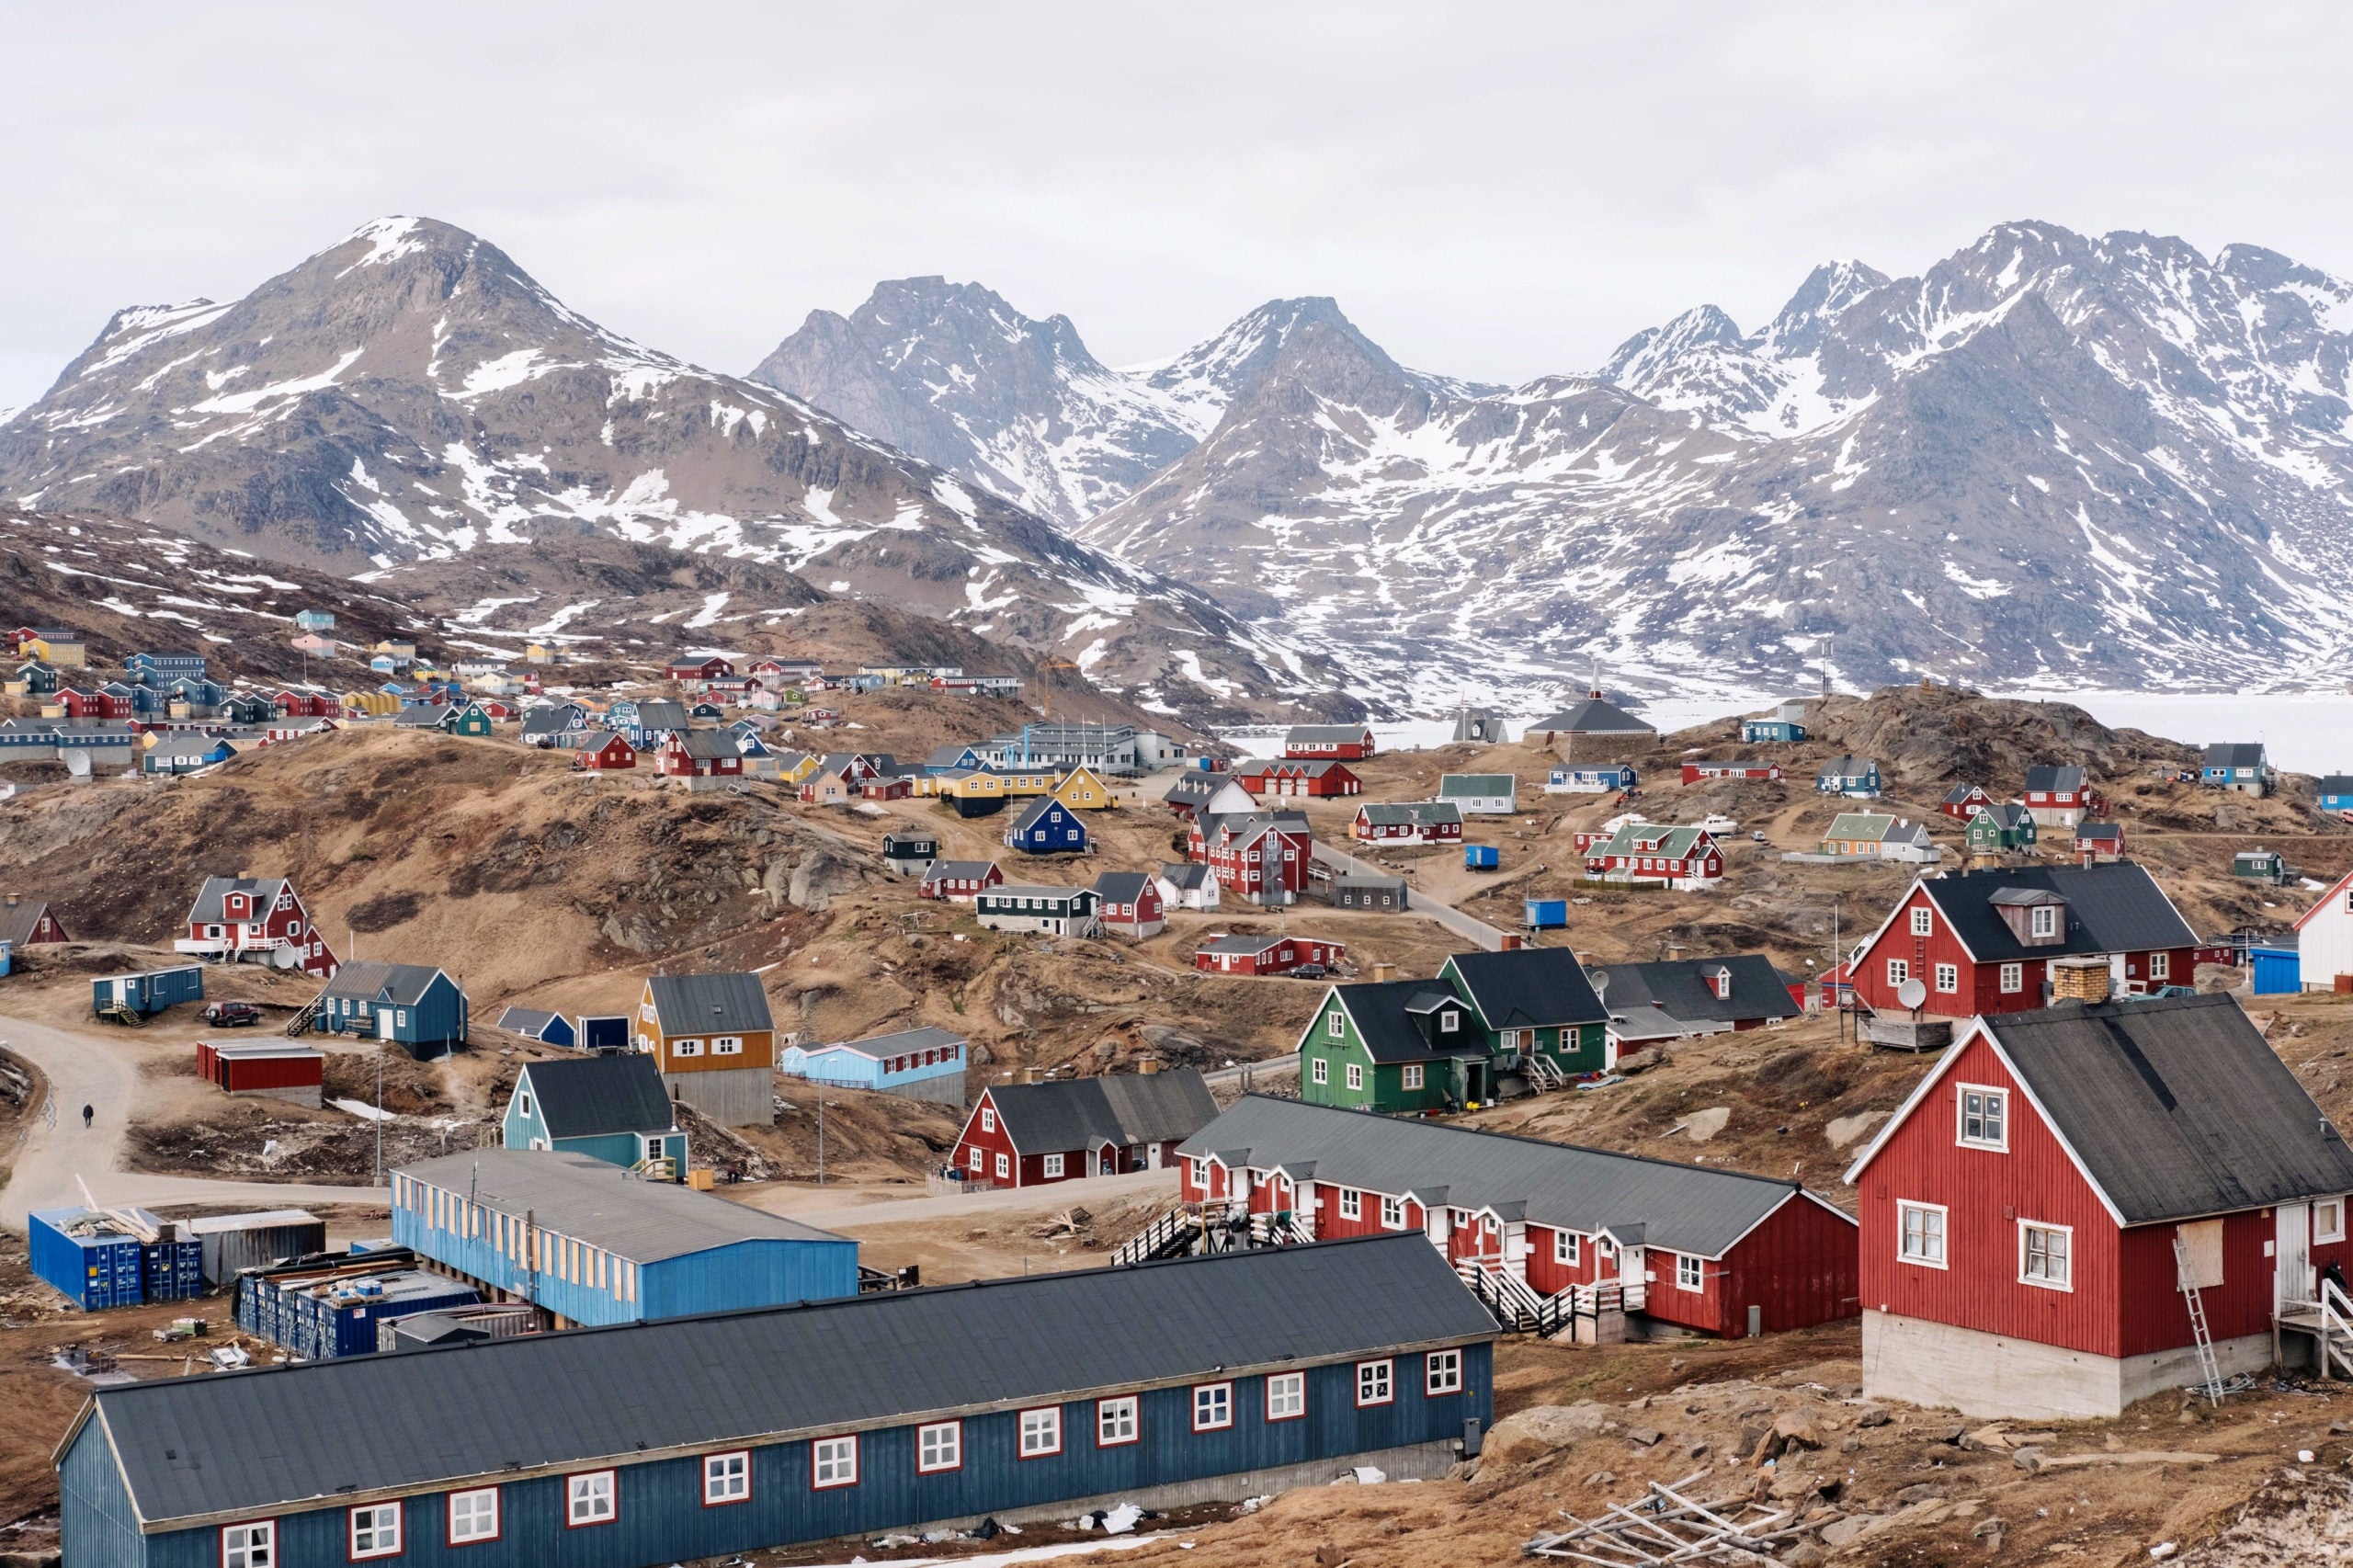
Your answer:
702,1450 -> 751,1506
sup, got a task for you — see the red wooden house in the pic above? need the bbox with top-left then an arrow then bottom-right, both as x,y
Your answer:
1939,784 -> 1996,821
2075,821 -> 2125,863
954,1068 -> 1218,1188
56,687 -> 132,720
1190,811 -> 1314,907
1843,992 -> 2353,1418
1233,758 -> 1362,799
1179,1097 -> 1859,1338
1092,871 -> 1165,938
575,732 -> 637,770
919,860 -> 1004,902
176,875 -> 338,977
1351,802 -> 1462,845
1283,724 -> 1377,761
0,894 -> 69,949
197,1040 -> 324,1107
663,656 -> 734,684
1194,932 -> 1346,976
273,690 -> 337,718
2021,764 -> 2103,828
655,730 -> 745,790
1847,863 -> 2199,1020
1681,760 -> 1781,784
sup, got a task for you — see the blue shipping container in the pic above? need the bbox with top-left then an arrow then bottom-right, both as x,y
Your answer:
29,1208 -> 147,1311
1464,845 -> 1500,871
90,964 -> 205,1017
577,1015 -> 631,1051
141,1237 -> 204,1301
1525,898 -> 1568,929
2252,946 -> 2301,995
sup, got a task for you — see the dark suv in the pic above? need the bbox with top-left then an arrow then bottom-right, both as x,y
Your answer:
201,1000 -> 261,1027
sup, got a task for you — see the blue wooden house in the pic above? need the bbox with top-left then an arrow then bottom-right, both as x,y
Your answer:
1741,716 -> 1807,743
141,734 -> 236,776
2202,742 -> 2275,796
219,692 -> 275,724
126,652 -> 207,684
293,609 -> 336,631
308,961 -> 470,1060
779,1026 -> 969,1106
1005,796 -> 1089,855
10,660 -> 59,696
369,653 -> 404,675
2320,775 -> 2353,817
59,1235 -> 1490,1568
392,1148 -> 857,1324
690,700 -> 725,721
927,743 -> 986,774
168,676 -> 226,714
505,1054 -> 687,1176
494,1005 -> 576,1047
1814,756 -> 1881,798
1544,764 -> 1637,794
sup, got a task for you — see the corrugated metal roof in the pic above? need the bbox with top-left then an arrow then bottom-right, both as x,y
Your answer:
186,876 -> 292,925
1284,725 -> 1374,744
645,971 -> 774,1035
821,1026 -> 965,1062
1180,1096 -> 1832,1259
398,1150 -> 842,1261
518,1056 -> 674,1140
90,1234 -> 1489,1528
1985,994 -> 2353,1224
1920,863 -> 2198,961
320,961 -> 449,1006
985,1070 -> 1217,1152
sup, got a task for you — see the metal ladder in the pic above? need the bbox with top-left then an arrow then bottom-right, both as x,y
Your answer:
2174,1233 -> 2225,1404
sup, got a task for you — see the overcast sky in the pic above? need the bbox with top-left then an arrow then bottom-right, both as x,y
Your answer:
7,3 -> 2353,412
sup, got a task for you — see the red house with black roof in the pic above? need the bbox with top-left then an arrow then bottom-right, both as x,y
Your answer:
1848,863 -> 2199,1019
955,1068 -> 1219,1188
1844,991 -> 2353,1418
1283,724 -> 1376,761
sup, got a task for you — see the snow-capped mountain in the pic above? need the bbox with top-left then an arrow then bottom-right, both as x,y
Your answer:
750,281 -> 1383,527
1073,223 -> 2353,703
0,218 -> 1343,719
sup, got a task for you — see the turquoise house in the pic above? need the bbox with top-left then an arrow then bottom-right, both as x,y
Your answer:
506,1054 -> 687,1177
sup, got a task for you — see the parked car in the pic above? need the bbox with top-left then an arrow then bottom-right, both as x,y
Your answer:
1290,964 -> 1331,981
201,1000 -> 261,1027
1750,829 -> 1768,843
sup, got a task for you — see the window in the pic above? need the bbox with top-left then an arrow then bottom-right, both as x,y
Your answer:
1356,1359 -> 1393,1406
2020,1222 -> 2072,1290
1380,1195 -> 1407,1230
1339,1188 -> 1361,1221
1910,907 -> 1932,937
1676,1254 -> 1703,1292
1266,1371 -> 1306,1420
811,1434 -> 858,1488
967,1146 -> 984,1173
1097,1397 -> 1139,1447
1999,961 -> 2023,994
347,1497 -> 400,1553
1958,1086 -> 2008,1150
1327,1011 -> 1345,1038
1193,1382 -> 1233,1430
1042,1153 -> 1064,1178
2321,1199 -> 2347,1244
2030,904 -> 2058,938
995,1153 -> 1010,1180
1885,959 -> 1909,987
448,1487 -> 499,1545
1935,963 -> 1959,994
222,1521 -> 276,1568
566,1471 -> 616,1527
1311,1057 -> 1329,1085
980,1108 -> 996,1133
674,1039 -> 701,1057
704,1450 -> 751,1505
1346,1062 -> 1364,1091
2150,952 -> 2169,981
918,1421 -> 963,1472
1898,1202 -> 1948,1268
713,1037 -> 743,1055
1439,1008 -> 1460,1032
1019,1406 -> 1063,1457
1553,1231 -> 1580,1267
1402,1063 -> 1424,1090
1426,1348 -> 1463,1396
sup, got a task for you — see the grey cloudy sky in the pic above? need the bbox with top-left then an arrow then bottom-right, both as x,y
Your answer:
6,2 -> 2353,412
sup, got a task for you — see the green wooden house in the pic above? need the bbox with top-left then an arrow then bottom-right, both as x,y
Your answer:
447,700 -> 497,737
1297,949 -> 1610,1113
1964,801 -> 2038,855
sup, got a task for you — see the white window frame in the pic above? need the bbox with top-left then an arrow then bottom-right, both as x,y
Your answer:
703,1449 -> 751,1505
1999,961 -> 2023,994
967,1146 -> 985,1173
1193,1381 -> 1234,1431
980,1107 -> 997,1133
813,1434 -> 859,1489
1266,1370 -> 1306,1421
1439,1008 -> 1461,1032
916,1420 -> 962,1473
1018,1405 -> 1063,1457
1401,1063 -> 1424,1090
2018,1221 -> 2073,1291
712,1036 -> 743,1056
1886,959 -> 1908,987
1338,1188 -> 1361,1221
1042,1153 -> 1064,1178
2150,951 -> 2169,981
1327,1011 -> 1346,1038
566,1469 -> 616,1527
1345,1062 -> 1363,1091
1553,1230 -> 1580,1267
1934,962 -> 1959,994
222,1520 -> 276,1568
2320,1199 -> 2347,1245
1898,1200 -> 1949,1270
995,1153 -> 1009,1180
1957,1085 -> 2008,1152
1311,1057 -> 1329,1085
1910,906 -> 1932,937
1381,1195 -> 1406,1231
1096,1396 -> 1139,1447
349,1502 -> 401,1560
448,1486 -> 499,1544
1356,1358 -> 1394,1407
2030,904 -> 2058,938
1425,1348 -> 1463,1396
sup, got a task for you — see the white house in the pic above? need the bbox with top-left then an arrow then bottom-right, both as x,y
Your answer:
1437,773 -> 1518,816
2297,869 -> 2353,994
1154,862 -> 1221,912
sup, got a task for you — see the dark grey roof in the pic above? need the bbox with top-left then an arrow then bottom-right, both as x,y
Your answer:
923,859 -> 998,883
1587,955 -> 1801,1027
1329,979 -> 1489,1063
2204,742 -> 2268,768
2318,775 -> 2353,795
634,699 -> 691,728
399,1150 -> 842,1262
494,1006 -> 564,1038
1943,783 -> 1991,803
319,961 -> 452,1006
1443,949 -> 1609,1030
186,876 -> 291,925
517,1056 -> 675,1140
1199,933 -> 1290,957
881,831 -> 938,853
82,1235 -> 1487,1529
145,733 -> 234,759
1163,774 -> 1219,804
1008,795 -> 1068,832
1816,756 -> 1877,778
645,971 -> 774,1035
1180,1097 -> 1835,1259
1529,697 -> 1655,735
824,1026 -> 965,1061
1159,862 -> 1212,889
1981,995 -> 2353,1223
1979,801 -> 2034,829
1916,863 -> 2197,962
671,729 -> 739,759
1334,875 -> 1407,892
1284,724 -> 1373,744
391,704 -> 449,728
0,899 -> 60,948
979,883 -> 1096,909
2076,821 -> 2122,842
1094,870 -> 1154,903
927,744 -> 979,767
984,1069 -> 1218,1152
2022,764 -> 2086,792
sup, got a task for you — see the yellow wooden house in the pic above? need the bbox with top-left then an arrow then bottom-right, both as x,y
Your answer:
1051,765 -> 1118,811
26,636 -> 86,667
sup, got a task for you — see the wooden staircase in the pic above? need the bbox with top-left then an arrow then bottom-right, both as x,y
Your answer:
284,993 -> 326,1038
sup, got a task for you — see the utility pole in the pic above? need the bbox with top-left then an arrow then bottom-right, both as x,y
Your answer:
374,1049 -> 384,1185
816,1085 -> 825,1187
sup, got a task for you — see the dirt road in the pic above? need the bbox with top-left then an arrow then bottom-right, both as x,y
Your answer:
1311,845 -> 1508,950
0,1011 -> 380,1228
736,1166 -> 1178,1228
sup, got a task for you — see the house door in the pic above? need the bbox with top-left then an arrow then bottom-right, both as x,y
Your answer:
1620,1244 -> 1646,1296
2279,1202 -> 2313,1307
376,1009 -> 395,1040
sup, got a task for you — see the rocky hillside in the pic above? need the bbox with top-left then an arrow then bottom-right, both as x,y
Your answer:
0,219 -> 1344,722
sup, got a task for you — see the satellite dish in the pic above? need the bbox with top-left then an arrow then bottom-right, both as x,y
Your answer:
271,946 -> 302,970
1896,977 -> 1927,1011
1587,970 -> 1609,1003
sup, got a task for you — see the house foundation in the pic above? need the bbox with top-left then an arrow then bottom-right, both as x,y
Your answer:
1863,1312 -> 2273,1420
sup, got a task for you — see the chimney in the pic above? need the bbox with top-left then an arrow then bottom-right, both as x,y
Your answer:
1371,961 -> 1399,983
1019,1066 -> 1043,1085
3,893 -> 17,907
1137,1058 -> 1161,1075
2051,957 -> 2111,1005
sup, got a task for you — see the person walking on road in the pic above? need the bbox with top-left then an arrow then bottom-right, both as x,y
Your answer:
81,1103 -> 94,1131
